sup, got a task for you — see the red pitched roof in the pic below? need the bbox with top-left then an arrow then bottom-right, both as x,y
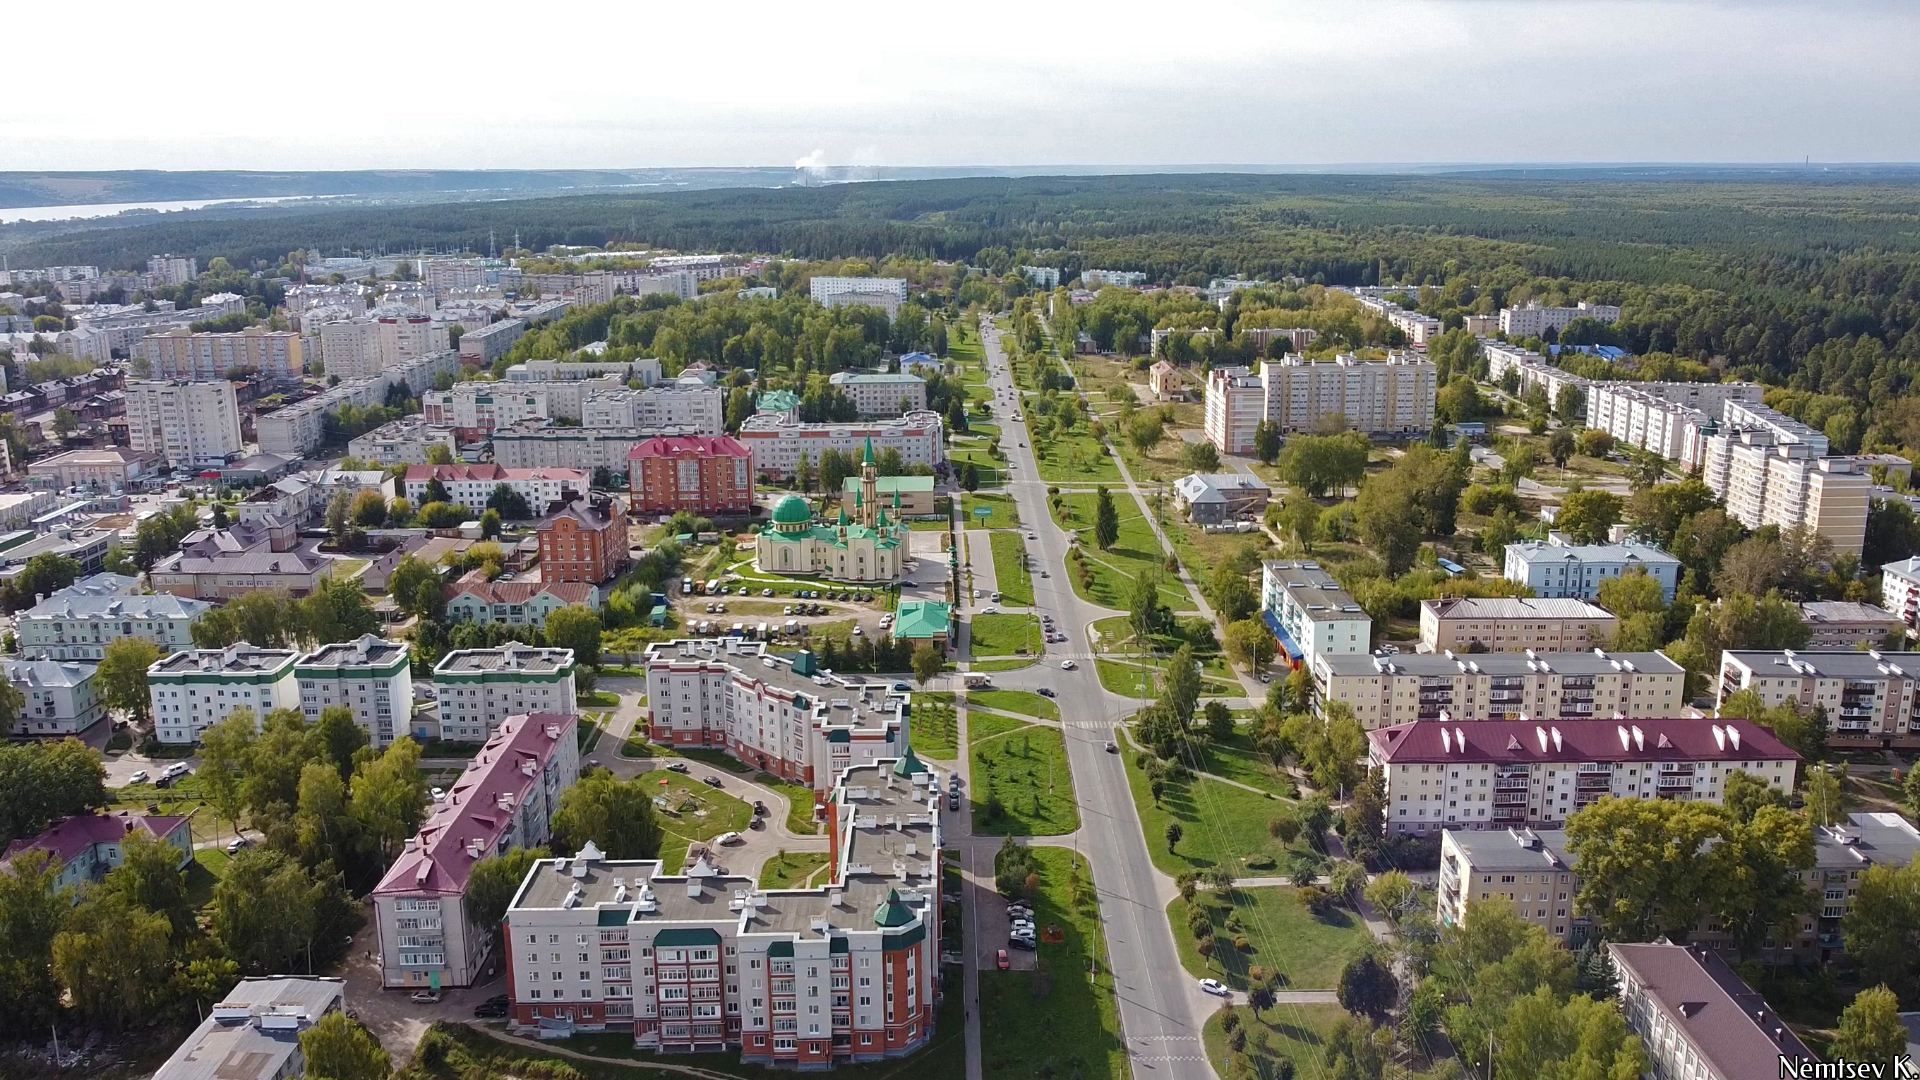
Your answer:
3,812 -> 189,866
627,435 -> 751,460
1367,718 -> 1797,765
446,581 -> 597,606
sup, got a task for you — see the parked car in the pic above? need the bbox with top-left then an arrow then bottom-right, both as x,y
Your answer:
703,775 -> 724,788
1037,688 -> 1055,698
1105,741 -> 1118,753
753,801 -> 768,816
226,836 -> 251,854
1059,660 -> 1076,670
127,770 -> 149,784
1009,936 -> 1037,951
1199,978 -> 1230,997
947,795 -> 960,811
667,761 -> 690,773
411,990 -> 442,1004
996,949 -> 1010,970
717,832 -> 745,846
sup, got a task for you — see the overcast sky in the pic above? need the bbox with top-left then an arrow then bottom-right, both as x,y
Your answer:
7,0 -> 1917,170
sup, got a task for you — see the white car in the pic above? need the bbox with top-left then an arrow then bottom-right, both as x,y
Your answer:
127,770 -> 149,785
717,831 -> 745,846
1059,660 -> 1076,670
1199,978 -> 1230,997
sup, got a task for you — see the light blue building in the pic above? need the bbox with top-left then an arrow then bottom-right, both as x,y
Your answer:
1504,537 -> 1681,603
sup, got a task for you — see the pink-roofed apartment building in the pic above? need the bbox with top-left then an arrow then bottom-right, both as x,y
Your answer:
3,812 -> 192,894
371,712 -> 580,990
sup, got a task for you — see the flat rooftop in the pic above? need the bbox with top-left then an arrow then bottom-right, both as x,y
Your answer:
296,633 -> 409,672
1443,827 -> 1576,870
1722,649 -> 1920,679
644,638 -> 905,735
1264,560 -> 1366,622
153,977 -> 345,1080
1323,649 -> 1683,679
151,645 -> 299,676
434,642 -> 574,676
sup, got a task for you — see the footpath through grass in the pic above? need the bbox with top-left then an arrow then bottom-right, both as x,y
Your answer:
1051,492 -> 1190,610
967,688 -> 1059,722
1121,737 -> 1312,878
980,847 -> 1128,1080
971,719 -> 1079,836
1169,887 -> 1373,990
989,531 -> 1034,606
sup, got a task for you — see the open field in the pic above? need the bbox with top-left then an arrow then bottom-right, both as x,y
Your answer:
1170,887 -> 1373,990
971,718 -> 1078,835
1050,491 -> 1191,610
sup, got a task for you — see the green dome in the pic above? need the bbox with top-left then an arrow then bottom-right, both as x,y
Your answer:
772,495 -> 813,525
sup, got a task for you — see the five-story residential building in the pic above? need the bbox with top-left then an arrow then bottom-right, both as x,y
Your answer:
295,634 -> 414,748
431,644 -> 577,742
1717,649 -> 1920,748
1315,649 -> 1687,728
148,644 -> 302,744
1261,560 -> 1371,668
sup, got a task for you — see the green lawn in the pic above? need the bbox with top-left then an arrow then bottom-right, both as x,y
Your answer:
968,709 -> 1028,748
1033,430 -> 1122,484
1200,730 -> 1296,798
650,773 -> 755,870
1051,492 -> 1190,610
754,773 -> 820,834
971,720 -> 1078,836
1096,651 -> 1241,700
950,445 -> 1006,487
758,850 -> 832,889
1156,511 -> 1274,588
912,693 -> 961,759
971,657 -> 1039,673
970,612 -> 1042,657
1122,738 -> 1308,877
1203,1002 -> 1345,1080
188,849 -> 228,909
963,491 -> 1020,529
967,688 -> 1059,722
979,847 -> 1128,1080
989,531 -> 1034,606
1170,887 -> 1373,990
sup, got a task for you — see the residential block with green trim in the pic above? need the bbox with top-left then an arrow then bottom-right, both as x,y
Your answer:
501,753 -> 941,1067
149,644 -> 301,744
432,642 -> 578,743
296,633 -> 414,748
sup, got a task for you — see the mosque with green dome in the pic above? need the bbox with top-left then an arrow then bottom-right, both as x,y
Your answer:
756,438 -> 910,583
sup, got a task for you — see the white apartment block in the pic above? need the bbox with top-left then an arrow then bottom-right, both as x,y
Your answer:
18,582 -> 210,661
1717,649 -> 1920,747
1203,366 -> 1265,455
580,386 -> 726,434
197,292 -> 247,319
347,417 -> 459,466
1315,648 -> 1686,729
1258,354 -> 1437,435
735,412 -> 945,479
1586,381 -> 1767,467
1481,342 -> 1590,411
424,260 -> 487,293
1369,717 -> 1798,837
4,659 -> 106,736
295,634 -> 414,748
1261,560 -> 1371,668
644,639 -> 908,790
459,318 -> 526,365
1019,266 -> 1060,290
1700,400 -> 1907,558
1498,301 -> 1621,339
809,277 -> 908,305
1082,269 -> 1146,289
423,386 -> 552,433
492,425 -> 686,476
1882,556 -> 1920,636
826,373 -> 927,418
506,358 -> 662,385
402,464 -> 587,510
257,350 -> 462,455
1504,536 -> 1682,602
125,379 -> 243,468
149,645 -> 302,744
1799,601 -> 1904,649
431,644 -> 578,742
317,319 -> 381,380
499,755 -> 941,1065
372,711 -> 579,990
146,254 -> 197,285
139,327 -> 304,382
1389,309 -> 1443,348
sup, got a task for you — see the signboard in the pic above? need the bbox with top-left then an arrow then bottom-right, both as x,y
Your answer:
972,506 -> 993,520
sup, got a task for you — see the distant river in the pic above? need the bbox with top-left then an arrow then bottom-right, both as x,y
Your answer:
0,194 -> 342,224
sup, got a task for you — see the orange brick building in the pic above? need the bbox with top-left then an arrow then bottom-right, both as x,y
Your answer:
627,435 -> 754,515
536,493 -> 629,583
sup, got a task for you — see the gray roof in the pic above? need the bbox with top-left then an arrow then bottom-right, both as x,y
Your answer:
1506,539 -> 1681,567
1452,812 -> 1920,877
828,371 -> 926,385
1,659 -> 95,689
1607,943 -> 1811,1078
153,977 -> 345,1080
1422,596 -> 1617,621
1722,649 -> 1920,680
1443,827 -> 1577,871
643,639 -> 905,739
434,642 -> 574,676
295,634 -> 409,672
1175,472 -> 1270,503
1799,601 -> 1901,625
151,644 -> 299,677
21,588 -> 212,623
1263,560 -> 1366,622
1324,649 -> 1682,679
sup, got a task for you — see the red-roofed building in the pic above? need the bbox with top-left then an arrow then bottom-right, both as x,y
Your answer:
1367,718 -> 1798,836
402,463 -> 587,510
371,712 -> 580,989
537,492 -> 629,584
627,435 -> 754,515
444,580 -> 602,628
3,812 -> 192,894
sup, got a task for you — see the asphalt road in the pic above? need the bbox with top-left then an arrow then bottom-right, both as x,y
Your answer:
968,321 -> 1219,1080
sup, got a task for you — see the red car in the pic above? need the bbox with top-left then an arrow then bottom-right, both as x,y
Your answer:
996,949 -> 1010,971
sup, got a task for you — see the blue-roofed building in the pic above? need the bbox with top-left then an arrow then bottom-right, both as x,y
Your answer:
1261,560 -> 1372,668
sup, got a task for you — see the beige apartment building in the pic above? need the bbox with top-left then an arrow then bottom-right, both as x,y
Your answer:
1258,354 -> 1435,435
139,326 -> 304,382
1315,649 -> 1686,728
1701,401 -> 1909,559
1717,648 -> 1920,748
1418,596 -> 1617,654
1799,601 -> 1904,649
1202,366 -> 1265,455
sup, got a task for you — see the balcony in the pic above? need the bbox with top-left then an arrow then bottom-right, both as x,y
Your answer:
1495,777 -> 1530,791
1656,776 -> 1693,789
1491,807 -> 1528,822
1493,793 -> 1529,806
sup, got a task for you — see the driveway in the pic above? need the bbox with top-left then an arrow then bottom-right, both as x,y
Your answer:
338,908 -> 506,1063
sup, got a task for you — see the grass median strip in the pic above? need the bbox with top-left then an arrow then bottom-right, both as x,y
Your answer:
988,531 -> 1034,606
971,719 -> 1078,836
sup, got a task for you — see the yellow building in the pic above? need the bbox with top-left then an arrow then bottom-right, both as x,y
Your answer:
757,441 -> 908,583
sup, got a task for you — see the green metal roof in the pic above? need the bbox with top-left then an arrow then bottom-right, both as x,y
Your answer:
891,745 -> 924,778
767,940 -> 795,958
757,389 -> 800,412
892,601 -> 952,639
597,908 -> 630,927
653,927 -> 722,947
873,887 -> 915,928
771,494 -> 813,525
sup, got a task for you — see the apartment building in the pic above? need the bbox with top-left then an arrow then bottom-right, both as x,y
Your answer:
4,659 -> 105,736
1481,343 -> 1591,413
826,373 -> 927,418
402,463 -> 587,510
1611,944 -> 1812,1080
125,379 -> 243,468
347,417 -> 460,466
644,638 -> 908,790
422,386 -> 552,439
2,811 -> 192,891
537,493 -> 629,584
146,254 -> 197,285
580,386 -> 726,434
1203,366 -> 1265,455
493,424 -> 695,476
736,411 -> 945,480
1419,596 -> 1620,654
1800,601 -> 1904,649
1258,354 -> 1436,435
499,755 -> 939,1065
255,349 -> 462,456
1883,556 -> 1920,636
139,326 -> 304,382
431,644 -> 578,743
808,276 -> 908,319
445,582 -> 601,629
629,436 -> 755,515
151,977 -> 345,1080
1585,381 -> 1766,467
17,583 -> 209,661
1701,400 -> 1906,558
26,447 -> 155,492
1717,648 -> 1920,748
148,644 -> 303,744
1316,649 -> 1686,728
1260,560 -> 1372,667
458,317 -> 526,365
1083,269 -> 1146,288
1504,538 -> 1681,603
373,712 -> 579,990
295,634 -> 414,748
1497,301 -> 1621,339
506,358 -> 662,385
1367,717 -> 1798,836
